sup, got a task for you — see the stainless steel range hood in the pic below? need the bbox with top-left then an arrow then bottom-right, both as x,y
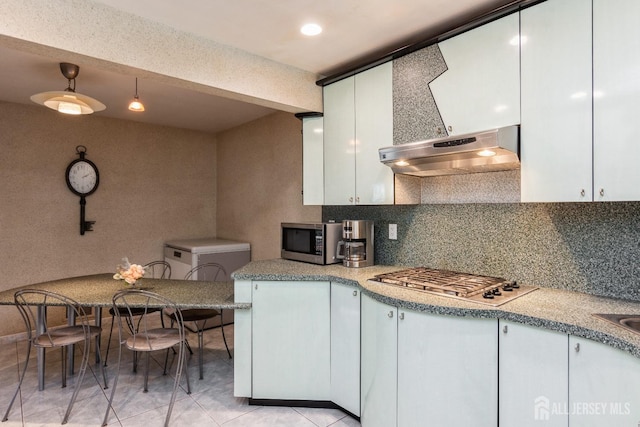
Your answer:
379,125 -> 520,177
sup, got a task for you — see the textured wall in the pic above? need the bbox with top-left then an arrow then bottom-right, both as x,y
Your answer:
324,202 -> 640,301
0,101 -> 217,335
216,112 -> 321,260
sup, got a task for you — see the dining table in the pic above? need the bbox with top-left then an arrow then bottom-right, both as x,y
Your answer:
0,273 -> 250,390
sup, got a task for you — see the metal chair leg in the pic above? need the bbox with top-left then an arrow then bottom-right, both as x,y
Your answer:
143,352 -> 150,392
62,337 -> 91,424
3,340 -> 32,422
103,313 -> 116,366
220,310 -> 232,359
61,346 -> 67,388
198,330 -> 204,380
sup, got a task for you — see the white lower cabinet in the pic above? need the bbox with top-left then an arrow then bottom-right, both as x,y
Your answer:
398,309 -> 498,426
360,294 -> 397,427
330,282 -> 361,416
361,294 -> 498,427
251,280 -> 330,400
569,336 -> 640,426
499,320 -> 569,426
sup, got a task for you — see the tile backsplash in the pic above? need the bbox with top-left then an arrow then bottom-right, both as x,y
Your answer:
324,202 -> 640,301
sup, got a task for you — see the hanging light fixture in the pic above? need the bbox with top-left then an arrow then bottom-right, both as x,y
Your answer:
30,63 -> 106,115
128,78 -> 145,112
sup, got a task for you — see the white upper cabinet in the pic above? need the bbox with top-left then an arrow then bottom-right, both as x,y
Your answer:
593,0 -> 640,201
324,77 -> 355,205
301,115 -> 324,205
323,62 -> 394,205
429,13 -> 520,136
520,0 -> 593,202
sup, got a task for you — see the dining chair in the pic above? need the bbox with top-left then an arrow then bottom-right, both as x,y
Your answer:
104,260 -> 171,367
3,289 -> 108,425
171,262 -> 231,380
103,288 -> 190,427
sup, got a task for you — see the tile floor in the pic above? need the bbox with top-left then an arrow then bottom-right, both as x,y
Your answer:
0,320 -> 361,427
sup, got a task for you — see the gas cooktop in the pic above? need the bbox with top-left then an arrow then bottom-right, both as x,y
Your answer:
370,267 -> 537,306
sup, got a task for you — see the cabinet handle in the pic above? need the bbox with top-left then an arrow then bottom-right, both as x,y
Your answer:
580,189 -> 585,197
355,196 -> 360,204
599,188 -> 604,197
447,125 -> 453,133
352,290 -> 358,297
388,311 -> 394,318
503,325 -> 508,334
399,312 -> 405,320
254,284 -> 258,290
436,127 -> 443,135
575,343 -> 580,352
349,197 -> 353,203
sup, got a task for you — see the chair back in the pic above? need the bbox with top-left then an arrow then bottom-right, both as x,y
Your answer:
112,288 -> 185,351
14,289 -> 92,348
144,260 -> 171,279
184,262 -> 227,281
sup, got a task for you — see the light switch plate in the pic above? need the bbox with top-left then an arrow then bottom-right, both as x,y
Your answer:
389,224 -> 397,240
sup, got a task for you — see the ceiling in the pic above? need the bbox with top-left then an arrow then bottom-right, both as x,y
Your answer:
0,0 -> 515,134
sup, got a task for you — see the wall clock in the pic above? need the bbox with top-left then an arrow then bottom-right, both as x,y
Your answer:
65,145 -> 99,235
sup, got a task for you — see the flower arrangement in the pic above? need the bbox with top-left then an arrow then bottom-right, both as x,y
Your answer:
113,257 -> 146,285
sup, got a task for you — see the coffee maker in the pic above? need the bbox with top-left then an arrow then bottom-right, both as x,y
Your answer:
337,220 -> 374,268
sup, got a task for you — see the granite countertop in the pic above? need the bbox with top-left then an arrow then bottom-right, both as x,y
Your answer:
233,259 -> 640,358
0,273 -> 250,310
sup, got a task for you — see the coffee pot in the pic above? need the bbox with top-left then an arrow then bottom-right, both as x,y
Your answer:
336,220 -> 374,268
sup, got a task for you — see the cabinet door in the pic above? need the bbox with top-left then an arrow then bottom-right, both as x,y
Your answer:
430,12 -> 520,136
302,115 -> 324,205
569,337 -> 640,426
593,0 -> 640,201
499,320 -> 568,426
398,310 -> 498,427
360,294 -> 397,427
520,0 -> 593,202
354,62 -> 394,205
323,77 -> 355,205
330,283 -> 361,416
251,281 -> 330,400
233,280 -> 252,397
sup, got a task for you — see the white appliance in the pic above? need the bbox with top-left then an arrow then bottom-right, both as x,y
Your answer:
164,237 -> 251,326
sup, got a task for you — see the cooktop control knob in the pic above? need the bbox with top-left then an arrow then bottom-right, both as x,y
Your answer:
492,288 -> 502,296
511,280 -> 520,289
483,291 -> 495,299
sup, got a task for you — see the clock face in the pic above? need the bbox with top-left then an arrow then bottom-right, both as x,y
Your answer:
66,160 -> 99,196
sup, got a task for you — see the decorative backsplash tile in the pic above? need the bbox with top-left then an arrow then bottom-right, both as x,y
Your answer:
393,44 -> 447,145
324,202 -> 640,301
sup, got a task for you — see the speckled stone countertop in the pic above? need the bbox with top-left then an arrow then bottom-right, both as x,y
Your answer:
233,259 -> 640,358
0,273 -> 250,310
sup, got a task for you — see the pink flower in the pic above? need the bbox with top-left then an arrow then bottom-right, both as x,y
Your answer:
113,257 -> 146,285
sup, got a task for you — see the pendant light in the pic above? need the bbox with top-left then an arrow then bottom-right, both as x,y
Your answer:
31,63 -> 106,115
128,78 -> 145,112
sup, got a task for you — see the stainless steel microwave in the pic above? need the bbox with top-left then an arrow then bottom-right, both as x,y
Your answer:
281,222 -> 342,265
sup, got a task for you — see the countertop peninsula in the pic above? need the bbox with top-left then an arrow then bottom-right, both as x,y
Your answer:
233,259 -> 640,358
0,273 -> 249,310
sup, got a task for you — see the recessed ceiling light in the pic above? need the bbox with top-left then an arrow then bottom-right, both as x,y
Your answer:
301,23 -> 322,36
